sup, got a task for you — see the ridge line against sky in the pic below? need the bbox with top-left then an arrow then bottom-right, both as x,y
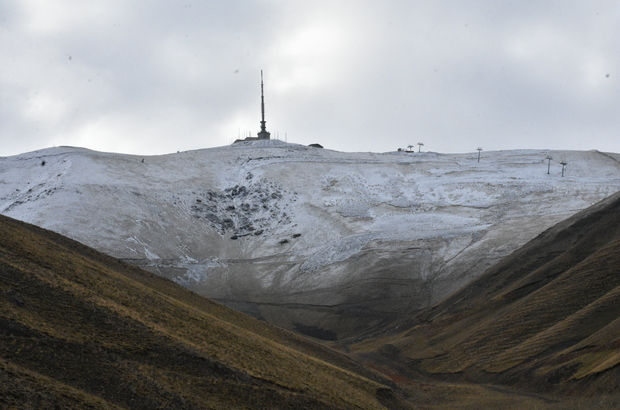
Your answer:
1,1 -> 619,157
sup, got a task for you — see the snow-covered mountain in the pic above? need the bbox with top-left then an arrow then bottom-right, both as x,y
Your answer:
2,141 -> 619,339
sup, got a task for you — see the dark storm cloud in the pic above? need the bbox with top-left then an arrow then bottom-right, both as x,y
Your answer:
1,1 -> 619,156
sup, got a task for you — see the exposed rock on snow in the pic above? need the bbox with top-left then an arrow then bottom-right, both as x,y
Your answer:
189,177 -> 294,237
1,142 -> 619,339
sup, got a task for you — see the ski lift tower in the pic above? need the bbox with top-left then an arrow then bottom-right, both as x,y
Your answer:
560,161 -> 568,177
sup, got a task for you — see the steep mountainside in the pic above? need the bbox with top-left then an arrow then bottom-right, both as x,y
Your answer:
2,141 -> 620,339
352,190 -> 620,397
0,214 -> 414,410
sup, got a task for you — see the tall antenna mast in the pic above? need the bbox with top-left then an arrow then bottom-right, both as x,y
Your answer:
257,70 -> 271,140
260,70 -> 266,130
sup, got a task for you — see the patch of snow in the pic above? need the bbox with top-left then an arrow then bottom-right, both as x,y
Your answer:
144,248 -> 160,261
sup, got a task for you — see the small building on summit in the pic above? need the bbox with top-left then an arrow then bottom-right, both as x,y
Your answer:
235,71 -> 271,143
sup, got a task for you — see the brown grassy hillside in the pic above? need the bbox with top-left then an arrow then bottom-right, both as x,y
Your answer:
351,189 -> 620,403
0,214 -> 417,410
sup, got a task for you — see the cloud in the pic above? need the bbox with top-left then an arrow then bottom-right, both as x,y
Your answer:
1,1 -> 619,156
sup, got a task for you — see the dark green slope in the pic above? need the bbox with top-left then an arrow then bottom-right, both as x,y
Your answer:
0,214 -> 414,410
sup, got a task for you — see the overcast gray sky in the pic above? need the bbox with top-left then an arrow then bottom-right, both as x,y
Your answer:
1,1 -> 619,156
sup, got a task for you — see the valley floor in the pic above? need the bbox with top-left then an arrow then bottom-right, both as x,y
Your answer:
402,383 -> 620,410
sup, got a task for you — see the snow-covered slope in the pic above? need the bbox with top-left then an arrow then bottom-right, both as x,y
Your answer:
2,141 -> 619,339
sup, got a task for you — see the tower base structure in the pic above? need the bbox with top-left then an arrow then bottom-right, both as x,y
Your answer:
257,130 -> 271,140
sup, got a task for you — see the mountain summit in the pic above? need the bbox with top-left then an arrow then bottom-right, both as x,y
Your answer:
2,142 -> 620,339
